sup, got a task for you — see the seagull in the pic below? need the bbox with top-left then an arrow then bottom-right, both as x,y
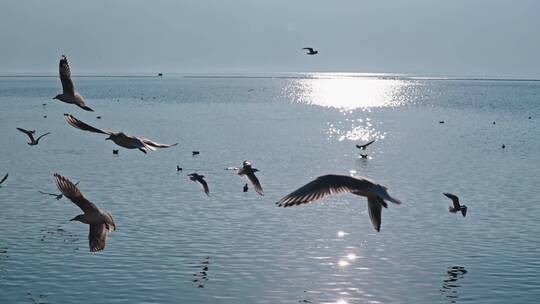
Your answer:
237,161 -> 264,196
192,151 -> 200,156
243,183 -> 249,193
112,149 -> 119,155
177,165 -> 183,172
16,128 -> 50,145
356,140 -> 375,150
53,173 -> 115,252
439,121 -> 445,124
64,113 -> 178,154
38,191 -> 63,200
0,173 -> 8,186
302,48 -> 318,55
53,55 -> 93,111
277,174 -> 402,232
359,153 -> 368,159
443,193 -> 467,217
188,173 -> 209,196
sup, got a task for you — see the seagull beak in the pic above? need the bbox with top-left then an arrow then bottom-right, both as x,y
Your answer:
69,216 -> 77,221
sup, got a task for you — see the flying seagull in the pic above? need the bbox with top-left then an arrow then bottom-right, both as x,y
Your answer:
53,55 -> 93,111
356,140 -> 375,150
277,174 -> 402,232
16,128 -> 50,145
188,173 -> 209,196
38,191 -> 63,200
64,113 -> 178,153
303,48 -> 318,55
0,173 -> 8,186
237,161 -> 264,196
443,193 -> 467,217
53,173 -> 116,252
359,153 -> 368,159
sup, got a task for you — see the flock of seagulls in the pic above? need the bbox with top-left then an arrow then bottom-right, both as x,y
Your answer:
2,54 -> 471,252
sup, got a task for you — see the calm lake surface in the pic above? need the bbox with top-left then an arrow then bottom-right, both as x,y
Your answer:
1,74 -> 539,303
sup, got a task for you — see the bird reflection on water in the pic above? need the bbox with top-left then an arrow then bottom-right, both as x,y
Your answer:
440,266 -> 467,303
191,256 -> 210,288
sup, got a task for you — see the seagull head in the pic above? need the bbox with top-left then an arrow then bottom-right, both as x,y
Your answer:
243,160 -> 251,167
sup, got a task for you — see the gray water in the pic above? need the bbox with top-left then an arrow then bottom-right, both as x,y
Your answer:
1,74 -> 539,303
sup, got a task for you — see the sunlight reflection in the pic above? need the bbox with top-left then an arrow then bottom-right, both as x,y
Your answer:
346,253 -> 357,261
338,260 -> 350,267
337,230 -> 348,237
286,77 -> 411,110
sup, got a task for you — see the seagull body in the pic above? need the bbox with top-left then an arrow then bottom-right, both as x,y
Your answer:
277,174 -> 402,232
443,193 -> 467,217
243,183 -> 249,193
64,113 -> 178,153
54,55 -> 93,111
188,173 -> 209,196
303,48 -> 318,55
237,161 -> 264,196
0,173 -> 8,186
53,173 -> 115,252
16,128 -> 50,145
356,140 -> 375,150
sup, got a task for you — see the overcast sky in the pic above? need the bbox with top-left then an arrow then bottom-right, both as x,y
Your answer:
1,0 -> 539,76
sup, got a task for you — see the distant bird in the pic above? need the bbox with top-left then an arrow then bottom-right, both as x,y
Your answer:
16,128 -> 50,145
53,173 -> 115,252
64,113 -> 178,154
359,153 -> 368,159
188,173 -> 209,196
443,193 -> 467,217
439,121 -> 445,124
502,144 -> 506,149
243,183 -> 248,193
177,165 -> 183,172
112,149 -> 119,155
493,121 -> 496,125
42,103 -> 47,106
237,161 -> 264,196
192,151 -> 200,156
302,47 -> 318,55
277,174 -> 402,232
529,116 -> 532,119
96,116 -> 102,119
0,173 -> 8,186
53,55 -> 93,111
158,73 -> 163,77
38,191 -> 63,200
356,140 -> 375,150
43,115 -> 47,118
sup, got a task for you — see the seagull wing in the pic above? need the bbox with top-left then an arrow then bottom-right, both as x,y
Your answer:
0,173 -> 8,185
303,48 -> 314,52
64,114 -> 112,135
140,137 -> 178,148
53,173 -> 98,213
198,178 -> 210,196
443,192 -> 461,209
89,223 -> 108,252
367,196 -> 388,232
277,174 -> 371,207
245,171 -> 264,196
59,55 -> 75,95
16,128 -> 35,142
35,132 -> 51,143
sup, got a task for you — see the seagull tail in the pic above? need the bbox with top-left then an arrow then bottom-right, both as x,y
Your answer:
79,104 -> 94,112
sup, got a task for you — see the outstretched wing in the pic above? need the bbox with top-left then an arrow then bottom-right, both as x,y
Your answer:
443,192 -> 461,209
198,178 -> 210,196
88,224 -> 108,252
140,138 -> 178,149
38,190 -> 60,197
277,175 -> 370,207
303,48 -> 314,52
16,128 -> 35,142
35,132 -> 51,143
0,173 -> 8,185
59,55 -> 75,95
64,114 -> 112,135
367,196 -> 387,232
245,171 -> 263,196
356,140 -> 375,149
53,173 -> 98,213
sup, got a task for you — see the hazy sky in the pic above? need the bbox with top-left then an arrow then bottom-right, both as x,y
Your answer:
1,0 -> 539,76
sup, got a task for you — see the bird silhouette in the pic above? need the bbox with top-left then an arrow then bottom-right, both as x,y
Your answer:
302,48 -> 318,55
237,161 -> 264,196
53,55 -> 93,111
188,173 -> 209,196
356,140 -> 375,150
16,128 -> 50,145
443,193 -> 467,217
277,174 -> 402,232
